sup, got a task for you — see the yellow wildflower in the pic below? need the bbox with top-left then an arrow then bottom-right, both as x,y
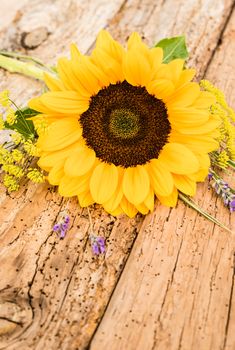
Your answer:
216,150 -> 229,169
27,168 -> 45,183
11,132 -> 24,145
33,117 -> 48,135
11,149 -> 24,162
201,80 -> 235,162
0,147 -> 13,165
23,139 -> 39,156
0,90 -> 10,107
6,108 -> 16,125
2,164 -> 24,178
3,174 -> 19,192
0,115 -> 5,130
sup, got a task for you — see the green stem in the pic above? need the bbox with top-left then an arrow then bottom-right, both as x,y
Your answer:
0,51 -> 54,71
228,159 -> 235,169
0,54 -> 46,80
179,192 -> 233,233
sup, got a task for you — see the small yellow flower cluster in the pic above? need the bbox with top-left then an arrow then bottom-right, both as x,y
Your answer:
23,139 -> 40,156
0,115 -> 4,130
215,150 -> 229,169
11,149 -> 24,162
0,146 -> 24,192
0,89 -> 17,128
0,90 -> 45,192
11,132 -> 24,145
27,168 -> 45,183
2,164 -> 24,178
3,174 -> 20,192
6,108 -> 17,125
200,80 -> 235,167
0,90 -> 10,107
0,146 -> 13,164
34,117 -> 48,135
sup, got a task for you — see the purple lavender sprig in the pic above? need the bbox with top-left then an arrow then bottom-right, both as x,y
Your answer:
90,235 -> 106,255
53,213 -> 70,239
87,208 -> 106,255
208,170 -> 235,212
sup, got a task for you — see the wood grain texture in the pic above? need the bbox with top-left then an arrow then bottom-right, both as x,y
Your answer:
0,1 -> 234,349
91,4 -> 235,350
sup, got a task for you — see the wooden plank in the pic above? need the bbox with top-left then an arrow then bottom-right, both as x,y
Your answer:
90,6 -> 235,350
0,0 -> 234,349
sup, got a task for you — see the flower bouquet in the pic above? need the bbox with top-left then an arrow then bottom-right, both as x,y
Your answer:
0,31 -> 234,250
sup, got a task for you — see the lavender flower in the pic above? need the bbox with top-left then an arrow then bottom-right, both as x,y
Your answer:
90,235 -> 106,255
208,173 -> 213,181
53,214 -> 70,239
229,199 -> 235,212
209,170 -> 235,212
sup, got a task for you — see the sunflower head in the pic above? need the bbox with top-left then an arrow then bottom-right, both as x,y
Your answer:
29,30 -> 219,217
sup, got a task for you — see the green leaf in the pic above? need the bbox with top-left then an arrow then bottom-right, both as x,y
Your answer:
155,36 -> 189,63
4,108 -> 38,139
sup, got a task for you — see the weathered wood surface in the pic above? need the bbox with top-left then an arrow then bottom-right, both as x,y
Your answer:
0,1 -> 234,349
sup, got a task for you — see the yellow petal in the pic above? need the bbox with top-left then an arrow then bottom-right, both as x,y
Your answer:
153,64 -> 172,81
120,196 -> 138,218
64,146 -> 96,177
176,116 -> 221,135
47,161 -> 65,185
136,202 -> 149,215
168,107 -> 209,127
103,168 -> 124,212
70,43 -> 81,61
157,187 -> 178,207
109,206 -> 123,217
37,141 -> 82,169
144,188 -> 155,212
57,57 -> 87,94
28,97 -> 55,114
37,118 -> 82,152
90,163 -> 118,204
196,153 -> 210,169
149,47 -> 163,71
95,30 -> 124,63
41,91 -> 89,114
59,172 -> 90,197
127,32 -> 150,60
169,131 -> 218,153
78,191 -> 94,207
175,68 -> 196,88
122,165 -> 150,205
127,32 -> 143,49
192,91 -> 216,109
168,59 -> 185,85
147,79 -> 175,100
44,73 -> 64,91
159,143 -> 199,174
91,47 -> 124,84
190,153 -> 210,181
123,49 -> 152,87
72,55 -> 109,93
173,174 -> 196,196
148,159 -> 174,196
167,83 -> 201,107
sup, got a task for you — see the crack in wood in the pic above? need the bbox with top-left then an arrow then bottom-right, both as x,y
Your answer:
0,317 -> 23,327
203,1 -> 235,78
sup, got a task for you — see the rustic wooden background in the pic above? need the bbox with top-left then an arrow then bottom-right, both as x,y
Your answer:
0,0 -> 235,349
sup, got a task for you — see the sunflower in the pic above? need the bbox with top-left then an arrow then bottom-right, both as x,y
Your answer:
29,31 -> 220,217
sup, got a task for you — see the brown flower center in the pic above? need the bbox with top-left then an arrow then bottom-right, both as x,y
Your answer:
80,81 -> 171,167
